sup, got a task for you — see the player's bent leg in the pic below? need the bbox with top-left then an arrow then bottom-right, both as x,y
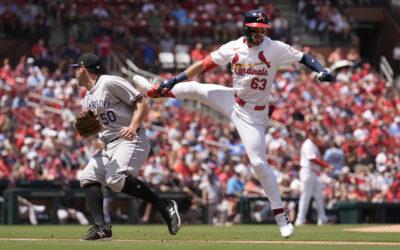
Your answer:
105,135 -> 180,235
79,152 -> 112,240
132,75 -> 175,98
132,75 -> 234,117
120,175 -> 181,235
172,81 -> 234,117
80,182 -> 112,241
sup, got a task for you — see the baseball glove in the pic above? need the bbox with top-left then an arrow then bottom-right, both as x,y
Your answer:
74,110 -> 102,138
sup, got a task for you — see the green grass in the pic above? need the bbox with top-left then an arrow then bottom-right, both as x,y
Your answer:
0,224 -> 399,250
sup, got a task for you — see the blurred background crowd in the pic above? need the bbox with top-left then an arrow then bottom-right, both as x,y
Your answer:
0,0 -> 400,225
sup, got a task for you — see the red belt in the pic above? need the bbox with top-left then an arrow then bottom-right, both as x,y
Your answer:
235,94 -> 266,111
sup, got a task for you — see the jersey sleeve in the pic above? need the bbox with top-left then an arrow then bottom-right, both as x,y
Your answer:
107,77 -> 142,105
275,41 -> 303,66
210,42 -> 235,67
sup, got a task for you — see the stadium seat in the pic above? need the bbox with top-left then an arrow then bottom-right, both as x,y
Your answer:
175,53 -> 191,69
159,52 -> 175,69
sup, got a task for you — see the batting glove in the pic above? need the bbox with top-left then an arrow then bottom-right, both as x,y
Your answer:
157,77 -> 178,95
317,69 -> 334,82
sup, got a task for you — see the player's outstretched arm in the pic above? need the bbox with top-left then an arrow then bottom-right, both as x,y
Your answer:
157,54 -> 219,95
299,54 -> 334,82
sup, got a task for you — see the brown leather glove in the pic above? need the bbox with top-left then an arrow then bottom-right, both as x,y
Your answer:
74,110 -> 102,138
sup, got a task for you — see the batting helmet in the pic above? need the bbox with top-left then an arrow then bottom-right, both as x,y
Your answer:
243,10 -> 271,43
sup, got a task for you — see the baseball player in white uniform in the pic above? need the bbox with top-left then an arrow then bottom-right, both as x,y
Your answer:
70,53 -> 181,240
133,9 -> 334,238
295,127 -> 332,226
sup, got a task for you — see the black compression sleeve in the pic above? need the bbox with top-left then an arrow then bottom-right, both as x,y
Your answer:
300,54 -> 324,73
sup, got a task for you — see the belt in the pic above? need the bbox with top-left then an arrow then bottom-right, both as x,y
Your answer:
103,128 -> 142,144
105,137 -> 120,144
235,94 -> 266,111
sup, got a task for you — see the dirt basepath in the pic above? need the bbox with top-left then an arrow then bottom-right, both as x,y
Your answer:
344,225 -> 400,233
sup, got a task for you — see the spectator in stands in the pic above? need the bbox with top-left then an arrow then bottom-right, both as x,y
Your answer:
393,43 -> 400,78
159,34 -> 175,53
225,170 -> 245,223
95,32 -> 112,59
31,38 -> 49,65
191,42 -> 207,62
200,172 -> 222,224
142,39 -> 157,72
388,116 -> 400,137
0,58 -> 15,86
323,137 -> 345,174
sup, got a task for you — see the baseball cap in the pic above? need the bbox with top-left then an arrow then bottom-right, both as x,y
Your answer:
244,10 -> 271,28
69,53 -> 102,74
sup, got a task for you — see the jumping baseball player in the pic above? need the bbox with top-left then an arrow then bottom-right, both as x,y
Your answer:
70,53 -> 181,240
295,126 -> 332,226
133,9 -> 333,238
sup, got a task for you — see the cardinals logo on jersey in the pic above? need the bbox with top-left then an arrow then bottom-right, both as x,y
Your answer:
258,51 -> 271,68
232,53 -> 239,65
231,51 -> 271,76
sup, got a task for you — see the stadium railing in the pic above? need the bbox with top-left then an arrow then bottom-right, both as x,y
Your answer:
333,201 -> 400,224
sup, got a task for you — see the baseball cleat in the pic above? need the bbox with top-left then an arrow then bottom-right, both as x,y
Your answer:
160,200 -> 181,235
132,75 -> 161,98
275,212 -> 294,239
80,224 -> 112,241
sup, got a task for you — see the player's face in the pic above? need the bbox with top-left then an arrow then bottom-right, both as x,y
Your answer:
75,66 -> 86,87
249,27 -> 266,45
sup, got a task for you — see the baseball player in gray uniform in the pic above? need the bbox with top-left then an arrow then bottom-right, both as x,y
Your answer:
70,53 -> 181,241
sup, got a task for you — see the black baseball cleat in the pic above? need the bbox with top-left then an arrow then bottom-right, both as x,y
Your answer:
80,225 -> 112,241
160,200 -> 181,235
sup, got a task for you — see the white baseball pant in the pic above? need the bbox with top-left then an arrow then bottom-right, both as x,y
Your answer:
172,81 -> 284,209
295,168 -> 328,224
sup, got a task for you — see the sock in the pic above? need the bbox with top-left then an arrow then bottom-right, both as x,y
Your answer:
272,208 -> 285,216
83,182 -> 106,226
122,175 -> 166,209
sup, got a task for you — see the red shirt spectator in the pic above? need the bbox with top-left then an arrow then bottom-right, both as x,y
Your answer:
31,39 -> 48,59
95,35 -> 112,58
191,42 -> 207,62
0,159 -> 10,178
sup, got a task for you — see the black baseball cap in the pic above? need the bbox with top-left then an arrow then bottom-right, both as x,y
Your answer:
69,53 -> 102,74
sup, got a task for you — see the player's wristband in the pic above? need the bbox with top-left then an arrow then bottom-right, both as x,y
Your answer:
175,72 -> 188,84
300,54 -> 324,73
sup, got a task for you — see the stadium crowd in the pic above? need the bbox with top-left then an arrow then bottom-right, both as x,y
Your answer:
0,0 -> 400,225
0,0 -> 290,44
296,0 -> 355,43
1,43 -> 400,224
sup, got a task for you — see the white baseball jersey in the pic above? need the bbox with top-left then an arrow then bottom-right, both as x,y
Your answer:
82,75 -> 143,143
164,36 -> 305,212
210,36 -> 303,105
300,138 -> 320,172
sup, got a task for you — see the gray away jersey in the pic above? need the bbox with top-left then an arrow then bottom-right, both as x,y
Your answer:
82,75 -> 143,142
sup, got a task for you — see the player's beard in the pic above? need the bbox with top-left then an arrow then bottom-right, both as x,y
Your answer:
252,35 -> 264,45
